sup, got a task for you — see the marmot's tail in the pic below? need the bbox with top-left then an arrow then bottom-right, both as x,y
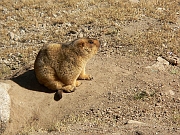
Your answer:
54,90 -> 63,101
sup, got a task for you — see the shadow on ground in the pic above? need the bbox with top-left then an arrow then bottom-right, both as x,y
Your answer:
10,69 -> 61,101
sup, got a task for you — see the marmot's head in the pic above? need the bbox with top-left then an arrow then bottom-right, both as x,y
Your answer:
73,38 -> 100,57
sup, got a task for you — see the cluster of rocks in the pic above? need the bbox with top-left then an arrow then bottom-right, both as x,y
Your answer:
1,53 -> 24,70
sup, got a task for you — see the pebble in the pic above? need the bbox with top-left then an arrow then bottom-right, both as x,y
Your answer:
9,32 -> 15,40
168,90 -> 175,95
78,33 -> 84,38
3,60 -> 9,65
127,120 -> 146,125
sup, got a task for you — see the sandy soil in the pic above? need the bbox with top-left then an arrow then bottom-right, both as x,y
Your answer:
2,53 -> 180,135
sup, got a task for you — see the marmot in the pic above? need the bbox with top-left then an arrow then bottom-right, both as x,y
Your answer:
34,38 -> 100,99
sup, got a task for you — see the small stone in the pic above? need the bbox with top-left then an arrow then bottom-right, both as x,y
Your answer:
157,57 -> 169,65
127,120 -> 146,125
20,29 -> 25,35
3,60 -> 9,65
41,40 -> 47,43
65,22 -> 71,27
14,35 -> 19,41
146,57 -> 169,71
78,33 -> 83,38
169,90 -> 175,95
9,32 -> 14,40
157,7 -> 165,12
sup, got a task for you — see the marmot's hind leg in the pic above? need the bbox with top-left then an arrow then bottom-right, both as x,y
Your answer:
38,66 -> 64,90
46,79 -> 76,93
37,66 -> 80,93
45,79 -> 64,91
61,85 -> 76,93
60,80 -> 81,93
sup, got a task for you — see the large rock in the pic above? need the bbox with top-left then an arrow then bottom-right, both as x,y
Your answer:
0,82 -> 11,134
146,57 -> 169,71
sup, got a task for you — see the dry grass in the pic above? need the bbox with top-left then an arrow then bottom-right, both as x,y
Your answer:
0,0 -> 180,78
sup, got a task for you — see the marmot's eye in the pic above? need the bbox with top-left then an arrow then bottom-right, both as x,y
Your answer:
88,40 -> 94,44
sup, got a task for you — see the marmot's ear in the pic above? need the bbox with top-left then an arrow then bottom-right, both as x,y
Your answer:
77,41 -> 85,48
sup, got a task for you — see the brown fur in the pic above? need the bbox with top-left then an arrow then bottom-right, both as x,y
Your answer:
34,38 -> 100,98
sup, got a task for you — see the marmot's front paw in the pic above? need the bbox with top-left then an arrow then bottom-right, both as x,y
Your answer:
78,74 -> 93,80
86,74 -> 93,80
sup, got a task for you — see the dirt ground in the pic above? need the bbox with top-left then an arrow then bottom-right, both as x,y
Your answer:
2,53 -> 180,135
0,0 -> 180,134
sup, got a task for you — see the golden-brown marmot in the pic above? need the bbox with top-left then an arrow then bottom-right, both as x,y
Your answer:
34,38 -> 100,99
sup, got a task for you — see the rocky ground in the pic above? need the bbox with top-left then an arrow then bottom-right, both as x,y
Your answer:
2,54 -> 180,135
0,0 -> 180,134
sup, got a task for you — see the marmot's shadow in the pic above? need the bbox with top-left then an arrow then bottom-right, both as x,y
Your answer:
11,69 -> 61,101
